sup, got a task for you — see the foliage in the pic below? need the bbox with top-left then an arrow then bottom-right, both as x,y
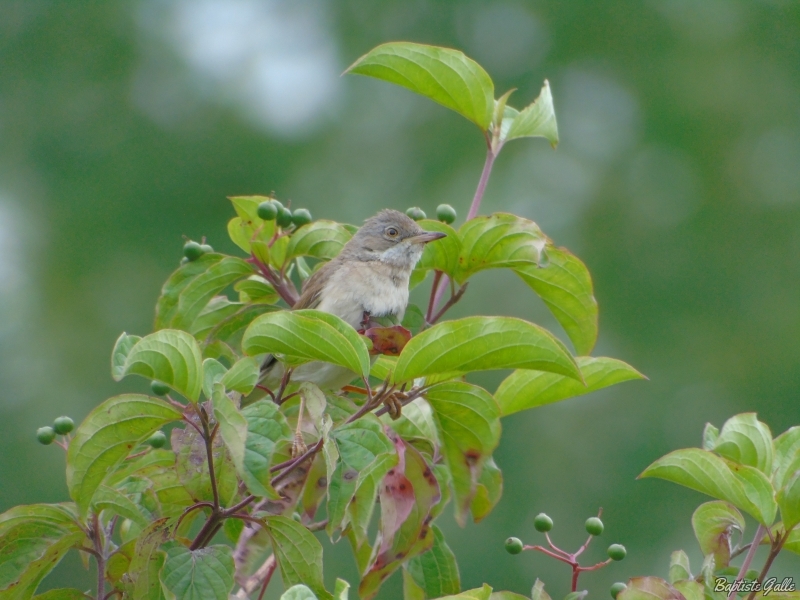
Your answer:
0,42 -> 650,599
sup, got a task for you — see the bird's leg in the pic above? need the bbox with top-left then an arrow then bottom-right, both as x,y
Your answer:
358,310 -> 372,332
380,388 -> 409,420
291,393 -> 308,458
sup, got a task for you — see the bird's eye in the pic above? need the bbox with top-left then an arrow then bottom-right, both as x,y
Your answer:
386,227 -> 399,237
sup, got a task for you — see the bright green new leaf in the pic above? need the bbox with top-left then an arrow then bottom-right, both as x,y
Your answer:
92,485 -> 150,528
729,463 -> 777,525
212,383 -> 248,478
436,584 -> 493,600
190,297 -> 242,341
125,519 -> 171,600
240,400 -> 292,498
286,220 -> 353,261
265,516 -> 333,600
618,577 -> 682,600
777,470 -> 800,529
160,545 -> 235,600
640,448 -> 774,525
772,426 -> 800,490
111,333 -> 141,380
782,526 -> 800,556
154,254 -> 253,331
115,330 -> 204,402
382,397 -> 440,450
673,582 -> 703,600
515,244 -> 598,355
235,276 -> 279,304
713,413 -> 774,474
668,550 -> 691,583
243,309 -> 370,378
691,501 -> 744,568
393,316 -> 581,384
416,220 -> 461,277
32,589 -> 90,600
703,423 -> 720,451
221,356 -> 260,395
531,579 -> 553,600
406,525 -> 461,598
403,568 -> 426,600
505,80 -> 559,147
202,358 -> 227,399
455,214 -> 546,284
495,357 -> 644,416
204,304 -> 277,349
425,382 -> 501,525
281,586 -> 318,600
471,458 -> 503,523
66,394 -> 181,516
346,42 -> 494,130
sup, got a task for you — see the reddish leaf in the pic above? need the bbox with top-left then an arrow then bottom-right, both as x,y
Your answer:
378,433 -> 416,553
364,326 -> 412,356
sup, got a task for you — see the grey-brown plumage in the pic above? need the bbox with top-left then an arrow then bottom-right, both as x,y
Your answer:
260,209 -> 445,391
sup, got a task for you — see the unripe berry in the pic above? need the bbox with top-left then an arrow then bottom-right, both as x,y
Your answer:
504,537 -> 523,554
257,201 -> 278,221
436,204 -> 456,224
292,512 -> 302,522
533,513 -> 553,532
276,206 -> 293,228
585,516 -> 604,536
291,208 -> 312,227
610,583 -> 627,599
53,416 -> 74,435
183,241 -> 204,261
607,544 -> 627,561
151,380 -> 170,396
147,431 -> 167,449
200,244 -> 214,254
37,426 -> 56,445
406,207 -> 426,221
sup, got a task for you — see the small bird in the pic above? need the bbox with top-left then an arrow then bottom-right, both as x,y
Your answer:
259,208 -> 446,393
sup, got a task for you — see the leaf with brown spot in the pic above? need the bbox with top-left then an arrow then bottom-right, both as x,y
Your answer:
364,326 -> 413,356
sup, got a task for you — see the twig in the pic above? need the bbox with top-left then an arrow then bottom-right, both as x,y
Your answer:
274,368 -> 293,404
747,525 -> 793,600
256,385 -> 276,402
92,513 -> 105,600
729,524 -> 766,600
426,271 -> 443,323
429,283 -> 469,324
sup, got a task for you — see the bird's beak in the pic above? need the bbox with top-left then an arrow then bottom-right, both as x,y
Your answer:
409,231 -> 447,244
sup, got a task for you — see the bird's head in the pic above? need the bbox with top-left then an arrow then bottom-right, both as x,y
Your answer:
347,209 -> 446,269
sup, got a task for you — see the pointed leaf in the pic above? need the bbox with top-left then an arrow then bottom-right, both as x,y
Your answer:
240,400 -> 293,497
496,357 -> 644,416
346,42 -> 494,130
125,519 -> 171,600
286,220 -> 353,261
117,330 -> 204,402
438,585 -> 493,600
393,316 -> 581,384
515,244 -> 598,355
221,356 -> 260,395
160,545 -> 234,600
66,394 -> 182,516
713,413 -> 773,474
703,423 -> 720,450
691,501 -> 744,568
406,525 -> 461,597
243,309 -> 370,378
668,550 -> 691,583
92,485 -> 150,528
505,81 -> 558,147
424,382 -> 500,525
264,516 -> 333,600
212,383 -> 248,478
471,458 -> 503,523
403,568 -> 426,600
348,453 -> 398,546
112,333 -> 141,380
416,220 -> 461,277
777,470 -> 800,529
618,577 -> 684,600
202,358 -> 227,399
281,586 -> 319,600
531,579 -> 553,600
235,275 -> 279,304
772,426 -> 800,490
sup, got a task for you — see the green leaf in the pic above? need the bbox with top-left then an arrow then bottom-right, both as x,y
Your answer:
221,356 -> 260,395
155,254 -> 253,331
403,568 -> 426,600
204,304 -> 277,349
563,593 -> 588,600
32,590 -> 90,600
264,516 -> 333,600
703,423 -> 720,450
235,275 -> 279,304
495,357 -> 644,416
393,316 -> 581,384
173,421 -> 238,507
691,501 -> 744,568
125,519 -> 171,600
241,401 -> 293,498
782,526 -> 800,555
0,504 -> 79,536
346,42 -> 494,130
777,470 -> 800,529
712,413 -> 774,474
202,358 -> 227,399
471,458 -> 503,523
514,244 -> 598,355
673,581 -> 703,600
111,333 -> 141,380
66,394 -> 181,516
348,453 -> 398,547
190,297 -> 242,341
425,382 -> 500,525
504,81 -> 558,147
531,579 -> 553,600
772,426 -> 800,490
456,214 -> 546,284
281,586 -> 318,600
160,545 -> 234,600
416,220 -> 461,277
729,462 -> 777,525
618,577 -> 681,600
286,220 -> 353,261
668,550 -> 691,583
243,309 -> 371,378
406,525 -> 460,598
381,397 -> 440,450
212,383 -> 248,480
334,579 -> 350,600
640,448 -> 775,525
92,485 -> 150,528
437,585 -> 493,600
115,330 -> 204,402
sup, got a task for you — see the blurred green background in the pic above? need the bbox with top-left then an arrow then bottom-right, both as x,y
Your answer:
1,0 -> 799,595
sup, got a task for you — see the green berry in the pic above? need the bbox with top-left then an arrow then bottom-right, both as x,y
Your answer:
257,201 -> 278,220
53,416 -> 74,435
585,516 -> 604,536
200,244 -> 213,254
151,380 -> 170,396
436,204 -> 457,224
292,512 -> 302,522
119,518 -> 132,539
610,583 -> 627,599
276,206 -> 293,228
180,257 -> 189,265
37,426 -> 56,445
183,241 -> 204,261
607,544 -> 627,561
147,431 -> 167,449
291,208 -> 312,227
504,537 -> 523,554
406,207 -> 426,221
533,513 -> 553,532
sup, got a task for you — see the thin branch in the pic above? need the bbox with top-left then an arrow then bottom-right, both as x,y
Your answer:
426,270 -> 443,323
747,526 -> 793,600
92,513 -> 106,600
256,384 -> 276,402
429,283 -> 469,324
274,368 -> 293,404
729,524 -> 766,600
525,544 -> 573,564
